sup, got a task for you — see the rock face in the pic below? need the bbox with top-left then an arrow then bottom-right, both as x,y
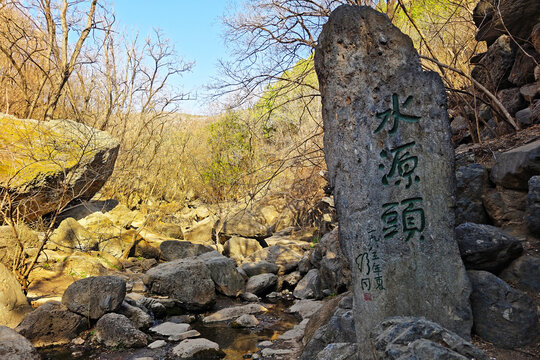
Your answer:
223,236 -> 263,263
245,273 -> 278,296
62,276 -> 126,319
0,114 -> 119,220
468,270 -> 539,348
198,251 -> 245,297
455,164 -> 489,225
221,210 -> 269,239
47,217 -> 97,252
15,301 -> 88,347
500,255 -> 540,292
93,313 -> 148,348
159,240 -> 213,261
0,326 -> 40,360
490,139 -> 540,191
526,175 -> 540,233
315,5 -> 472,347
144,258 -> 215,310
371,317 -> 489,360
455,223 -> 523,272
293,269 -> 323,300
0,263 -> 31,328
470,35 -> 515,91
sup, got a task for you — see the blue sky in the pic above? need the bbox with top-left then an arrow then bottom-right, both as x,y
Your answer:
111,1 -> 233,115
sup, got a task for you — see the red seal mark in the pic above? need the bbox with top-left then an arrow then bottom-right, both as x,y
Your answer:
363,292 -> 372,301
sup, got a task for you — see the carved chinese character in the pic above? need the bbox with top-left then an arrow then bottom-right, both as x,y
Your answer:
374,94 -> 420,134
381,202 -> 399,240
379,141 -> 420,188
401,197 -> 425,242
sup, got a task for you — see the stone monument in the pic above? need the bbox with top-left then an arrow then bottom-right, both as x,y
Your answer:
314,5 -> 473,352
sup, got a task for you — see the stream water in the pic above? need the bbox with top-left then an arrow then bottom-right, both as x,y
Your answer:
38,299 -> 299,360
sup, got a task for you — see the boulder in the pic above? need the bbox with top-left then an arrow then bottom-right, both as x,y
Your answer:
183,216 -> 216,245
490,137 -> 540,188
170,338 -> 224,359
0,326 -> 40,360
516,108 -> 533,126
244,244 -> 303,274
294,269 -> 323,300
197,251 -> 245,297
0,224 -> 39,269
525,175 -> 540,233
15,301 -> 87,347
282,271 -> 303,289
117,301 -> 153,330
144,258 -> 215,310
483,188 -> 527,228
47,217 -> 97,252
473,0 -> 540,44
500,255 -> 540,292
0,115 -> 119,221
232,314 -> 259,328
468,270 -> 539,348
245,273 -> 278,296
509,45 -> 539,87
223,236 -> 263,263
533,23 -> 540,54
240,261 -> 279,277
471,35 -> 515,90
455,164 -> 490,225
221,210 -> 269,239
520,82 -> 540,102
455,223 -> 523,272
497,88 -> 527,116
202,303 -> 267,324
315,343 -> 358,360
0,263 -> 31,328
149,322 -> 191,337
93,313 -> 148,348
62,276 -> 126,319
371,317 -> 488,360
151,221 -> 183,239
288,300 -> 324,320
104,204 -> 145,229
309,228 -> 350,293
159,240 -> 213,261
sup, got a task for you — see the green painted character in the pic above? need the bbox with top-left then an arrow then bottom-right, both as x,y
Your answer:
379,141 -> 420,188
374,93 -> 420,134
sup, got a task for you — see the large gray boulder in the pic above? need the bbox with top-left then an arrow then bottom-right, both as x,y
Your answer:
525,175 -> 540,233
144,258 -> 215,310
371,317 -> 489,360
315,5 -> 473,346
0,263 -> 31,328
490,139 -> 540,191
293,269 -> 323,300
223,236 -> 263,263
455,164 -> 489,225
245,273 -> 278,296
116,301 -> 153,330
240,261 -> 279,277
470,35 -> 515,91
221,210 -> 269,239
244,244 -> 303,274
500,255 -> 540,292
93,313 -> 148,348
468,270 -> 539,348
62,276 -> 126,319
473,0 -> 540,44
170,338 -> 225,359
15,301 -> 88,347
0,326 -> 40,360
159,240 -> 213,261
309,228 -> 350,293
455,223 -> 523,272
315,343 -> 358,360
0,115 -> 119,221
47,217 -> 98,252
197,251 -> 245,297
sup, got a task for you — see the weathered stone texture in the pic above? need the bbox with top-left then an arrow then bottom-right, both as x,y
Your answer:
315,5 -> 472,349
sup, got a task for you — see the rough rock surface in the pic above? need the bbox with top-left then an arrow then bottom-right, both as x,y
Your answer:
240,261 -> 279,277
0,114 -> 119,221
455,164 -> 489,225
223,236 -> 263,262
198,251 -> 245,297
0,263 -> 31,328
47,217 -> 97,252
500,255 -> 540,292
483,188 -> 527,228
315,5 -> 472,346
170,338 -> 224,359
15,301 -> 87,347
159,240 -> 213,261
490,139 -> 540,190
468,270 -> 539,348
232,314 -> 259,328
117,301 -> 153,330
244,244 -> 303,274
0,326 -> 40,360
470,35 -> 515,91
371,317 -> 489,360
144,258 -> 215,310
93,313 -> 148,348
203,304 -> 267,324
62,276 -> 126,319
315,343 -> 358,360
245,273 -> 278,296
293,269 -> 323,299
526,175 -> 540,233
455,223 -> 523,272
222,210 -> 269,239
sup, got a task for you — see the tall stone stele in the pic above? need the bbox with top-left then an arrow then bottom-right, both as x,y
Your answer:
315,5 -> 473,353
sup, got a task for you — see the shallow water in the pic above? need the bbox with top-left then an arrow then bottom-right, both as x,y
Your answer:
38,299 -> 299,360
